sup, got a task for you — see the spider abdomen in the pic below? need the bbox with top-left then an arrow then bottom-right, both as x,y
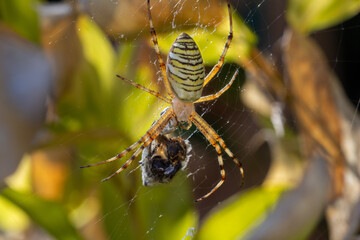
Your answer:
166,33 -> 205,102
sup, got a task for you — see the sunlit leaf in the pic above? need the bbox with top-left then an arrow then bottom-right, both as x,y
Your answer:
0,196 -> 29,231
287,0 -> 360,33
197,185 -> 288,240
5,155 -> 32,192
0,0 -> 40,43
157,4 -> 257,66
56,14 -> 118,131
58,16 -> 161,136
1,188 -> 82,240
77,14 -> 116,94
118,61 -> 166,140
171,211 -> 197,240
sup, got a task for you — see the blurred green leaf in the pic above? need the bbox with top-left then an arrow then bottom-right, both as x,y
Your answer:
157,5 -> 257,66
0,0 -> 40,43
0,195 -> 29,231
100,180 -> 137,240
137,172 -> 196,240
196,185 -> 289,240
1,188 -> 82,240
57,15 -> 163,138
100,171 -> 196,240
287,0 -> 360,33
77,15 -> 116,93
56,14 -> 120,132
118,61 -> 166,140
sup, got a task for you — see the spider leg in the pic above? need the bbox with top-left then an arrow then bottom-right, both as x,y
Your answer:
191,112 -> 244,199
203,0 -> 233,87
116,75 -> 172,104
80,108 -> 175,168
195,69 -> 239,103
191,118 -> 226,202
102,112 -> 174,181
192,112 -> 244,184
147,0 -> 176,99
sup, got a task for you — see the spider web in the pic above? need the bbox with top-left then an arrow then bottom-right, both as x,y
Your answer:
44,0 -> 360,239
106,0 -> 256,213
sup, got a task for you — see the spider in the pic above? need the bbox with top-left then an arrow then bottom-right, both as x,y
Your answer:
81,0 -> 244,202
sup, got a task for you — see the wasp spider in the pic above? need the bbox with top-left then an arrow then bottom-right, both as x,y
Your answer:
81,0 -> 244,202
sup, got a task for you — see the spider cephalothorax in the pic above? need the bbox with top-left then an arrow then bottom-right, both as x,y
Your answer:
81,0 -> 244,202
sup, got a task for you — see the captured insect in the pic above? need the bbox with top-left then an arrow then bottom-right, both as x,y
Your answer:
140,133 -> 191,186
81,0 -> 244,202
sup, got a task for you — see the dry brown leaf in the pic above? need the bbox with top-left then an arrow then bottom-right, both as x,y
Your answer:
39,3 -> 83,98
31,147 -> 71,200
85,0 -> 223,38
282,28 -> 360,240
282,28 -> 345,195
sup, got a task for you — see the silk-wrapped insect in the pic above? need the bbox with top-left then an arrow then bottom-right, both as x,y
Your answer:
140,134 -> 191,186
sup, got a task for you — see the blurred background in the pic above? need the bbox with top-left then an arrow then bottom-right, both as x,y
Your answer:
0,0 -> 359,239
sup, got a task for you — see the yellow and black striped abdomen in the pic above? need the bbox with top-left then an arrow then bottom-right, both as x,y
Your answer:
166,33 -> 205,102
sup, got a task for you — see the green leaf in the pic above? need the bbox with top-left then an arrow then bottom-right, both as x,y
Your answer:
0,196 -> 30,231
0,0 -> 40,43
100,181 -> 137,240
1,188 -> 82,240
100,172 -> 197,240
57,15 -> 161,136
157,5 -> 257,66
56,14 -> 119,131
77,14 -> 116,94
117,60 -> 165,140
137,172 -> 197,240
287,0 -> 360,33
197,185 -> 289,240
